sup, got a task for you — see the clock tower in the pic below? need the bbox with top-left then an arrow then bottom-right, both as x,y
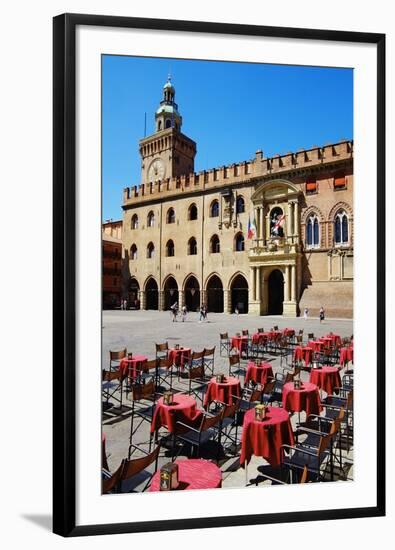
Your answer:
139,77 -> 197,184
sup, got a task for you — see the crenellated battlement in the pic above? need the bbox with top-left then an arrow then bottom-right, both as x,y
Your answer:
123,139 -> 353,206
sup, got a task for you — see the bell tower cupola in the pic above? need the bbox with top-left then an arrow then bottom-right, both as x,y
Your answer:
155,76 -> 182,132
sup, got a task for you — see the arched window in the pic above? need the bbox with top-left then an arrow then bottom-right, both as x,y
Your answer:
130,244 -> 137,260
210,200 -> 219,218
131,214 -> 138,229
236,196 -> 245,214
158,120 -> 162,131
166,239 -> 175,257
166,208 -> 175,224
334,210 -> 349,245
306,213 -> 320,248
188,203 -> 198,220
235,232 -> 245,252
165,119 -> 172,129
147,211 -> 155,227
188,237 -> 197,255
147,242 -> 155,259
210,234 -> 220,253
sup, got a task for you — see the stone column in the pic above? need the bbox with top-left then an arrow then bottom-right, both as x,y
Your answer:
250,267 -> 256,301
223,289 -> 232,313
201,289 -> 207,307
179,290 -> 185,308
256,266 -> 261,302
254,207 -> 260,239
294,200 -> 299,237
291,264 -> 296,302
158,290 -> 165,311
287,201 -> 293,237
284,265 -> 290,302
139,290 -> 146,310
260,208 -> 265,243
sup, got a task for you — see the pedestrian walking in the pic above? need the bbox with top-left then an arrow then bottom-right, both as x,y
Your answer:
181,305 -> 187,322
199,305 -> 205,322
303,307 -> 309,320
170,302 -> 178,322
319,306 -> 325,323
202,303 -> 208,322
123,298 -> 128,311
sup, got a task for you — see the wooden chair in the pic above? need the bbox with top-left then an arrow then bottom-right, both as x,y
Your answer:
102,368 -> 126,412
203,346 -> 215,376
174,409 -> 223,461
281,431 -> 334,482
155,342 -> 169,361
219,332 -> 231,356
187,363 -> 208,405
228,353 -> 245,379
109,348 -> 127,371
128,377 -> 161,456
103,445 -> 161,493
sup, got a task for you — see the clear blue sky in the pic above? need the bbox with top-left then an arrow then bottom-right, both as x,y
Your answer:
102,55 -> 353,221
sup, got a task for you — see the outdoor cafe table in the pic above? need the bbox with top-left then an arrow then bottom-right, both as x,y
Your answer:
319,337 -> 333,349
339,346 -> 354,366
293,346 -> 313,366
251,332 -> 268,345
283,328 -> 295,337
150,393 -> 202,434
282,381 -> 322,417
326,333 -> 342,347
231,335 -> 249,354
203,376 -> 241,407
119,355 -> 148,379
245,361 -> 274,385
308,340 -> 325,352
168,347 -> 192,370
240,406 -> 294,466
149,458 -> 222,491
309,366 -> 341,396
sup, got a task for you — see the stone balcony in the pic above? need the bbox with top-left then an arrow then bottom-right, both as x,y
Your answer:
249,236 -> 301,261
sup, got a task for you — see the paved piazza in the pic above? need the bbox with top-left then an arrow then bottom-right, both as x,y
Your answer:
102,310 -> 353,489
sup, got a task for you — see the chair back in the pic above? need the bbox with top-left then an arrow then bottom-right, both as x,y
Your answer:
102,368 -> 124,382
293,364 -> 301,377
220,332 -> 229,340
273,325 -> 279,331
307,333 -> 314,340
296,335 -> 303,344
346,390 -> 354,409
120,445 -> 160,481
262,379 -> 276,395
110,348 -> 127,361
257,327 -> 264,333
155,342 -> 169,354
242,329 -> 249,336
317,432 -> 333,455
188,364 -> 204,380
102,460 -> 126,494
130,379 -> 155,401
229,354 -> 240,367
284,372 -> 294,384
298,329 -> 304,335
158,357 -> 172,369
203,346 -> 215,357
144,358 -> 158,372
221,401 -> 239,420
201,410 -> 222,431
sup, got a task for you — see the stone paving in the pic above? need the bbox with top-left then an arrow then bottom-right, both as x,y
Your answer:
102,310 -> 353,490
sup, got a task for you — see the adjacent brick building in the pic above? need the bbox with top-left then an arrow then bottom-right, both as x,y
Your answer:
102,220 -> 123,309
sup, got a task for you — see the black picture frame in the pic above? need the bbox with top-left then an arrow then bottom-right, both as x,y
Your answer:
53,13 -> 386,537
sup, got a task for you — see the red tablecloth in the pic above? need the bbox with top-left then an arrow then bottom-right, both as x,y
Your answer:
251,332 -> 268,345
231,336 -> 249,353
168,347 -> 191,370
203,376 -> 241,407
119,355 -> 148,378
293,346 -> 313,365
339,346 -> 354,366
319,337 -> 333,349
282,382 -> 322,417
308,340 -> 325,352
283,328 -> 295,337
309,366 -> 341,395
326,333 -> 341,347
150,393 -> 202,433
149,459 -> 222,491
240,406 -> 294,466
245,361 -> 274,385
266,330 -> 282,342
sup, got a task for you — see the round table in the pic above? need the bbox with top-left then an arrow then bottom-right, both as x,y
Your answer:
339,346 -> 353,366
168,347 -> 192,370
251,332 -> 268,345
231,335 -> 249,353
119,355 -> 148,378
203,376 -> 241,407
245,361 -> 274,385
309,366 -> 341,395
282,381 -> 322,417
240,406 -> 294,466
326,333 -> 341,347
283,328 -> 295,337
149,459 -> 222,491
150,393 -> 202,434
308,340 -> 325,352
319,337 -> 333,349
293,346 -> 313,365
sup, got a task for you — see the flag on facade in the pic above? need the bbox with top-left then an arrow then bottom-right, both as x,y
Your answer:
247,214 -> 257,239
273,214 -> 285,233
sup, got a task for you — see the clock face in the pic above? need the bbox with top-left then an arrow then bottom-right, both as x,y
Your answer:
148,158 -> 165,182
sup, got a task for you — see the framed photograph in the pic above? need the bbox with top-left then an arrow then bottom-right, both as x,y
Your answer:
53,13 -> 385,537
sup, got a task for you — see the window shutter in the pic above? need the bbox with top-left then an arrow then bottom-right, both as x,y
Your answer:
334,175 -> 346,188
